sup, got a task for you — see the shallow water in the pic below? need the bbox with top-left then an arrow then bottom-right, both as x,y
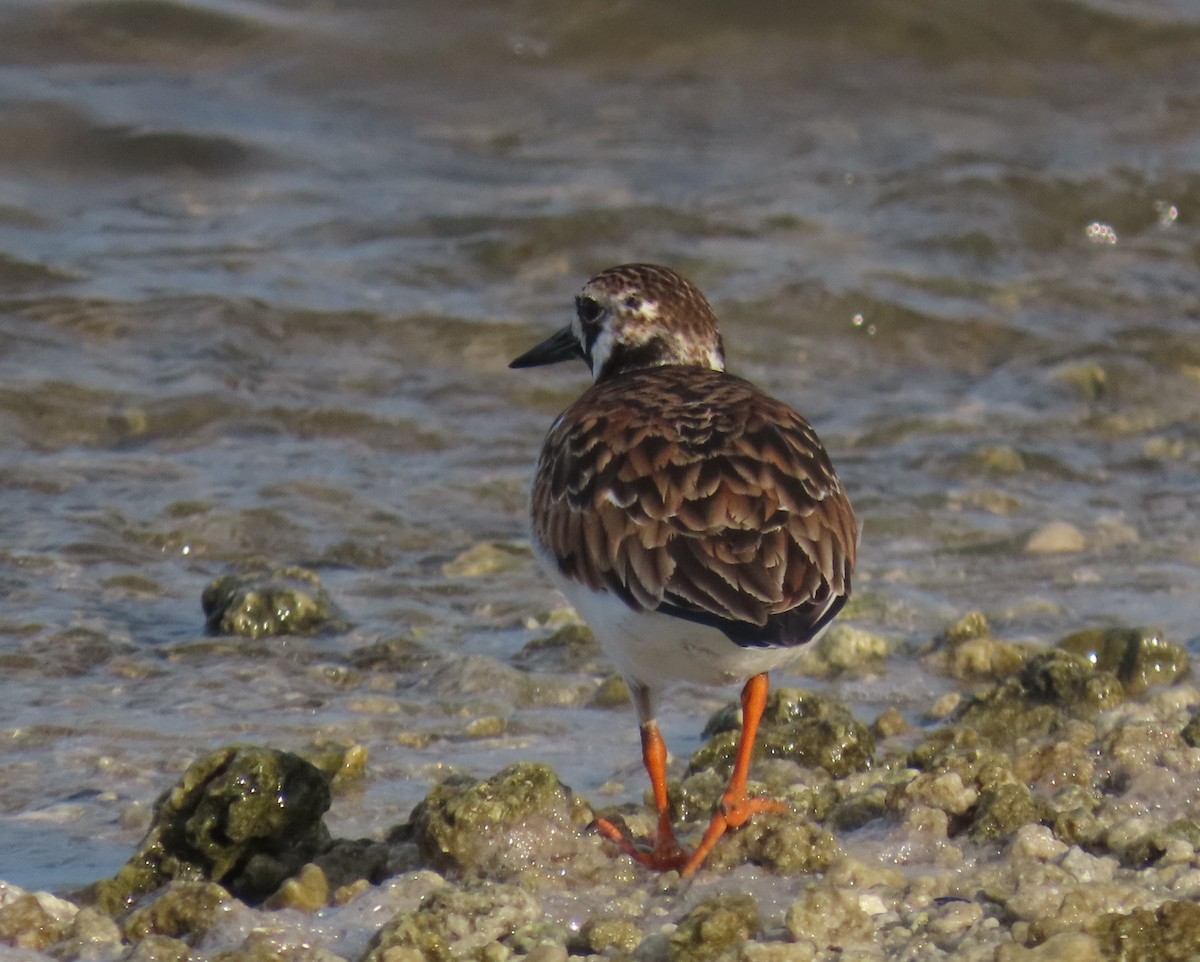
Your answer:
0,0 -> 1197,899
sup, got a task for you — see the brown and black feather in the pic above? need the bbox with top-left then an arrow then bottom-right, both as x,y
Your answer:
532,365 -> 857,649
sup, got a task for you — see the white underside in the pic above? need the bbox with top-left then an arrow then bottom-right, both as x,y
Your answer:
536,546 -> 802,692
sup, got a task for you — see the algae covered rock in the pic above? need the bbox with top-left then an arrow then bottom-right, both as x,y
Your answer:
43,906 -> 122,960
1090,899 -> 1200,962
785,881 -> 874,950
407,762 -> 593,880
668,892 -> 759,962
708,812 -> 841,876
1056,627 -> 1188,696
313,837 -> 394,894
789,623 -> 891,678
944,611 -> 991,644
589,671 -> 631,708
349,635 -> 447,674
894,726 -> 1054,839
362,882 -> 543,962
1110,817 -> 1200,869
0,891 -> 76,951
441,541 -> 530,577
512,621 -> 603,673
202,562 -> 347,638
574,916 -> 643,955
829,780 -> 893,831
873,706 -> 911,740
928,611 -> 1031,682
86,746 -> 332,913
121,881 -> 230,942
693,689 -> 875,780
673,761 -> 834,828
263,863 -> 330,913
916,727 -> 1026,793
1182,709 -> 1200,748
956,650 -> 1124,747
970,783 -> 1053,841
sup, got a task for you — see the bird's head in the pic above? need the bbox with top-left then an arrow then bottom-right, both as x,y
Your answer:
510,263 -> 726,382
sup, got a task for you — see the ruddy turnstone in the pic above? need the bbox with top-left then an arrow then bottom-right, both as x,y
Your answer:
511,264 -> 857,877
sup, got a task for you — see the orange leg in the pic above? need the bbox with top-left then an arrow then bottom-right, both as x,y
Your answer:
679,672 -> 784,878
592,719 -> 689,872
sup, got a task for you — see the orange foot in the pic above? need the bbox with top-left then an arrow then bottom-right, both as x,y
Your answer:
679,791 -> 787,878
596,674 -> 785,878
590,816 -> 690,873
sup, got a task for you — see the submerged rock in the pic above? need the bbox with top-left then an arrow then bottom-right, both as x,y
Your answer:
1090,899 -> 1200,962
928,610 -> 1031,682
1057,627 -> 1189,696
892,725 -> 1054,841
84,746 -> 332,914
573,916 -> 643,955
420,653 -> 592,709
1025,520 -> 1086,553
512,621 -> 603,673
201,562 -> 347,638
0,891 -> 76,951
693,688 -> 875,779
945,610 -> 991,644
121,881 -> 230,942
970,783 -> 1053,841
789,623 -> 891,678
589,671 -> 631,708
349,636 -> 447,675
956,650 -> 1125,746
441,541 -> 530,577
668,892 -> 759,962
785,880 -> 874,951
1109,817 -> 1200,869
708,812 -> 841,876
263,862 -> 330,913
361,882 -> 542,962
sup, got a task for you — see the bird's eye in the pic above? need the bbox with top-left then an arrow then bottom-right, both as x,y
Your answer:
576,295 -> 603,325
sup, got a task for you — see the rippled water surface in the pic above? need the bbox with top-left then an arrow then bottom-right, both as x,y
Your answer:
0,0 -> 1198,892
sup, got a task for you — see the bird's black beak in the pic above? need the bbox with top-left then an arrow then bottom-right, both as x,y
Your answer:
509,325 -> 583,369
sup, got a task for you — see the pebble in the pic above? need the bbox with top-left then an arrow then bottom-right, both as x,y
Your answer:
1025,521 -> 1086,553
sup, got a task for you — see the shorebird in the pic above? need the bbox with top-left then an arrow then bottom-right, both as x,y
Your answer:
511,264 -> 857,876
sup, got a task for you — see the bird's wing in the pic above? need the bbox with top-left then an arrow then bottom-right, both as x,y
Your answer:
533,370 -> 857,648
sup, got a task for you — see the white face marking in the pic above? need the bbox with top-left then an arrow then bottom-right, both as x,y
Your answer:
625,294 -> 659,322
587,322 -> 616,381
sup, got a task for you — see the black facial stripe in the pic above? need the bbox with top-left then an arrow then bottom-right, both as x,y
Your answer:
575,295 -> 604,365
596,337 -> 672,380
581,321 -> 601,365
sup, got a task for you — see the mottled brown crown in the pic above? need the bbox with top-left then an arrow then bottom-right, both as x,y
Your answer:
576,264 -> 726,381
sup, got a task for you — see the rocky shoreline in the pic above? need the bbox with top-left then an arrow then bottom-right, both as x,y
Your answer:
1,613 -> 1197,962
